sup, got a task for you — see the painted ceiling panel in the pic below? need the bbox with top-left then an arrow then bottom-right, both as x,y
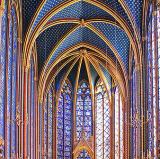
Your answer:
22,0 -> 144,77
125,0 -> 143,33
92,22 -> 129,69
36,23 -> 77,74
90,63 -> 98,86
22,0 -> 41,37
100,64 -> 112,88
79,60 -> 89,82
98,0 -> 132,29
49,1 -> 115,21
47,27 -> 117,68
31,0 -> 66,31
68,60 -> 79,87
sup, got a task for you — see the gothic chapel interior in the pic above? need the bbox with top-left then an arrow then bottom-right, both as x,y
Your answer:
1,0 -> 160,159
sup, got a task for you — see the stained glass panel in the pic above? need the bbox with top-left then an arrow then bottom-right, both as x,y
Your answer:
95,79 -> 110,159
11,7 -> 18,156
77,150 -> 91,159
76,81 -> 92,141
57,80 -> 72,159
115,86 -> 124,159
0,2 -> 7,147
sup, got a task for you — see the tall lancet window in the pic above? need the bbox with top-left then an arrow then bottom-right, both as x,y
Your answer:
147,5 -> 154,155
147,4 -> 160,157
57,79 -> 72,159
114,86 -> 124,159
157,7 -> 160,157
0,4 -> 18,158
95,79 -> 110,159
43,82 -> 55,158
130,66 -> 137,158
76,81 -> 92,141
0,2 -> 7,157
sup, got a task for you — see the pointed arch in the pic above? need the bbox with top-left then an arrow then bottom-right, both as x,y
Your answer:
56,78 -> 73,158
76,80 -> 93,141
95,78 -> 111,159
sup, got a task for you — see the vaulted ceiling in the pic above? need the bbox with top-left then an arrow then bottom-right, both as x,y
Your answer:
22,0 -> 143,98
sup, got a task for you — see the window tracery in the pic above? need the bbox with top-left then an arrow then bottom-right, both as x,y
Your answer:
76,81 -> 92,141
57,80 -> 72,159
95,79 -> 110,159
114,86 -> 123,159
77,150 -> 91,159
0,4 -> 18,157
147,4 -> 160,157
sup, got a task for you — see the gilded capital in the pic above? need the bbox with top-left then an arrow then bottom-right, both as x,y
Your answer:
17,37 -> 22,43
0,0 -> 4,16
0,137 -> 4,146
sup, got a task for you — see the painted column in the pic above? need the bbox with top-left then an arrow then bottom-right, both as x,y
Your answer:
23,65 -> 29,159
0,0 -> 4,157
17,37 -> 22,159
34,77 -> 38,159
110,87 -> 115,159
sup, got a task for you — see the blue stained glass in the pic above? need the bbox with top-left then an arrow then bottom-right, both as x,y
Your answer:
147,20 -> 153,154
77,150 -> 91,159
11,7 -> 18,156
0,2 -> 7,153
48,88 -> 53,158
7,13 -> 13,157
57,80 -> 72,158
43,94 -> 48,157
130,68 -> 137,158
39,103 -> 43,157
76,81 -> 92,141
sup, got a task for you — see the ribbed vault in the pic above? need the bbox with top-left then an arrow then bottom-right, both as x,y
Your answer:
39,47 -> 126,103
21,0 -> 144,103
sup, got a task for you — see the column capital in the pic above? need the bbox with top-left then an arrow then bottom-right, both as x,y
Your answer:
24,65 -> 30,72
39,98 -> 43,105
153,10 -> 157,16
17,37 -> 22,43
142,36 -> 147,42
34,77 -> 38,81
135,63 -> 140,71
0,0 -> 5,15
0,136 -> 4,146
0,6 -> 4,17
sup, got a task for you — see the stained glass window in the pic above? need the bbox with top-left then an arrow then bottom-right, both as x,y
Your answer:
152,12 -> 157,158
147,5 -> 154,156
0,4 -> 18,157
11,7 -> 18,157
0,3 -> 7,156
95,79 -> 110,159
42,81 -> 55,158
157,8 -> 160,157
77,150 -> 91,159
115,86 -> 123,159
147,4 -> 160,157
76,81 -> 92,141
130,66 -> 137,158
57,80 -> 72,159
